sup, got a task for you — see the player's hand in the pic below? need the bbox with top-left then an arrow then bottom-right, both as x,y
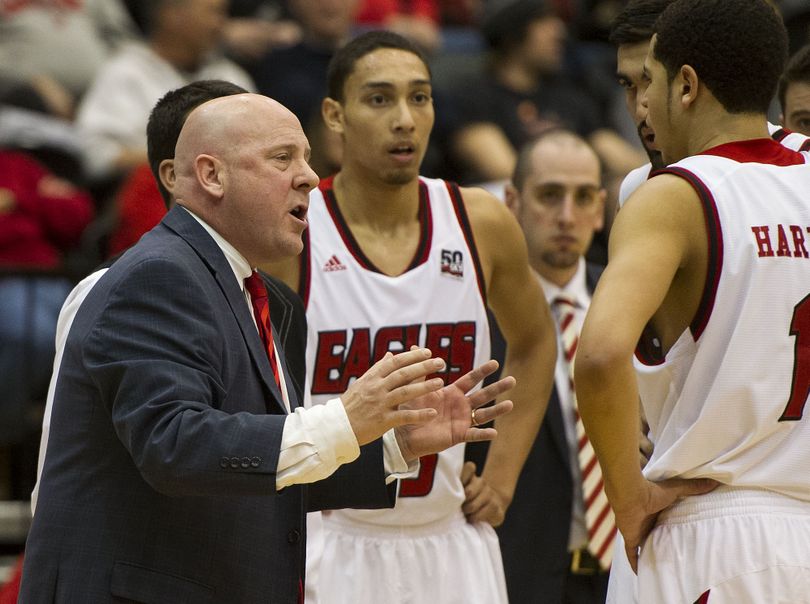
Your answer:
616,477 -> 719,573
461,461 -> 509,527
341,348 -> 447,446
393,360 -> 515,462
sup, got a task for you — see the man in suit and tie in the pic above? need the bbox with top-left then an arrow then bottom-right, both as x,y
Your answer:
19,93 -> 514,604
497,129 -> 612,603
29,80 -> 310,516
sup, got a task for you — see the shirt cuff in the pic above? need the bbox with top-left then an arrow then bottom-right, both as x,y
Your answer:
382,430 -> 420,483
275,397 -> 360,489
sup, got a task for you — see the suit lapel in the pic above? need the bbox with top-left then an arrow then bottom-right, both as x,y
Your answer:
162,206 -> 288,414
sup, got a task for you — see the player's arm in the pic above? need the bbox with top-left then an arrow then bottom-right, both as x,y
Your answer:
574,175 -> 716,567
463,186 -> 557,525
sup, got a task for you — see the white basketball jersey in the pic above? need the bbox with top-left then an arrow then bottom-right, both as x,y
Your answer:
634,137 -> 810,502
302,176 -> 491,526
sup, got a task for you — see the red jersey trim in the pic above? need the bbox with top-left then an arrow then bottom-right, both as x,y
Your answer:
320,178 -> 433,275
655,166 -> 724,342
700,138 -> 805,166
446,182 -> 488,307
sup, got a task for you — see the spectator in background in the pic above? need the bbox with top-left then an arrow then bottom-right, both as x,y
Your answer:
105,164 -> 165,256
355,0 -> 442,53
75,0 -> 254,183
449,0 -> 644,188
124,0 -> 302,65
0,0 -> 138,114
0,149 -> 94,445
779,0 -> 810,56
250,0 -> 359,177
778,43 -> 810,135
221,0 -> 302,66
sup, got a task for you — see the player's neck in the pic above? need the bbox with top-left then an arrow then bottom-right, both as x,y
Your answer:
332,169 -> 422,232
688,111 -> 770,157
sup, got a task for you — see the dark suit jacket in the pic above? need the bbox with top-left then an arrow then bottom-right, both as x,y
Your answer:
20,206 -> 394,604
497,263 -> 603,603
100,235 -> 307,402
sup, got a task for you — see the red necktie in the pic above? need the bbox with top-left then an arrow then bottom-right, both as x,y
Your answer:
244,271 -> 282,390
553,296 -> 616,570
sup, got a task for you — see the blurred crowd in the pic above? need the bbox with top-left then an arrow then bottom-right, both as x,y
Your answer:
1,0 -> 810,499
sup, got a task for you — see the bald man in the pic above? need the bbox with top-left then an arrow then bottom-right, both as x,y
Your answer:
19,93 -> 514,604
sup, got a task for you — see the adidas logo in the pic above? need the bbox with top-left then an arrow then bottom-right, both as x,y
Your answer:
323,254 -> 347,272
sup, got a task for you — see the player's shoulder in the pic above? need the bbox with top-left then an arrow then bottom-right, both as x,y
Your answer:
622,170 -> 702,222
454,183 -> 513,227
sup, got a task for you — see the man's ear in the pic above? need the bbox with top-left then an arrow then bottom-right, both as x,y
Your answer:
504,183 -> 521,217
195,154 -> 225,198
322,97 -> 345,135
158,159 -> 176,194
680,64 -> 699,109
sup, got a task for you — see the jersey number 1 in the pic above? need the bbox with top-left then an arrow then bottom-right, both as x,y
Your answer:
780,293 -> 810,421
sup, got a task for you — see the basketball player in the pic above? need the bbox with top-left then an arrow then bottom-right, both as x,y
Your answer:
576,1 -> 810,602
609,0 -> 670,208
266,31 -> 557,603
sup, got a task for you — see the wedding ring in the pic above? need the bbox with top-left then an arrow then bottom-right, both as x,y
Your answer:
471,408 -> 480,427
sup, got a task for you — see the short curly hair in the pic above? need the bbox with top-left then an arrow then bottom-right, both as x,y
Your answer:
653,0 -> 787,114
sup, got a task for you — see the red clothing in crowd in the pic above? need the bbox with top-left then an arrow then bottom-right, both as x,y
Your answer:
0,150 -> 94,270
0,555 -> 22,604
356,0 -> 439,24
107,163 -> 167,257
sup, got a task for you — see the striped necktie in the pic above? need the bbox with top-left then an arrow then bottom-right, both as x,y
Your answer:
553,295 -> 616,570
244,271 -> 282,390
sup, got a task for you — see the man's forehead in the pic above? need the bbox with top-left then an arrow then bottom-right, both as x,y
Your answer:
350,49 -> 430,82
617,41 -> 651,71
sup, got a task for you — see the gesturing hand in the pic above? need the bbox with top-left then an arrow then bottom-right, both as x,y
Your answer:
340,348 -> 449,446
394,359 -> 515,462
